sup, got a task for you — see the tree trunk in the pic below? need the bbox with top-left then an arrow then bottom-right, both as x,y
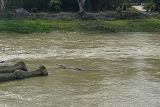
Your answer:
0,66 -> 48,82
77,0 -> 86,14
0,0 -> 5,12
0,61 -> 28,73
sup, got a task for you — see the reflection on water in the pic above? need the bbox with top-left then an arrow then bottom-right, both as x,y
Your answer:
0,32 -> 160,107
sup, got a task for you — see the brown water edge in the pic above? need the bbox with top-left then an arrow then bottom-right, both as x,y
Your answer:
0,32 -> 160,107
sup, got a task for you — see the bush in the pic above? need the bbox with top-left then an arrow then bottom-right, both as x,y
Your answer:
127,7 -> 138,14
48,0 -> 61,12
122,3 -> 132,11
143,3 -> 155,12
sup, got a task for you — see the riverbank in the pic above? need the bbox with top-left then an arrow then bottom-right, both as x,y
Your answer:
0,19 -> 160,33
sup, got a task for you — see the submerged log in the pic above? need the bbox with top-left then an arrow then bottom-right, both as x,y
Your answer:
0,61 -> 4,63
56,64 -> 92,71
0,66 -> 48,82
0,61 -> 28,73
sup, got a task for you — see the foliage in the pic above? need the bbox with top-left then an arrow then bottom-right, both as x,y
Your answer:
143,3 -> 155,12
84,0 -> 131,12
6,0 -> 50,11
0,19 -> 160,33
48,0 -> 61,12
152,0 -> 160,12
5,0 -> 132,12
122,3 -> 132,11
127,7 -> 138,13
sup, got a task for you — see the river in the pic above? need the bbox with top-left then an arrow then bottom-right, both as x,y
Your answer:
0,32 -> 160,107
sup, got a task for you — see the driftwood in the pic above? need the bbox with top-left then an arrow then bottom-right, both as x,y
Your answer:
0,66 -> 48,82
0,61 -> 28,73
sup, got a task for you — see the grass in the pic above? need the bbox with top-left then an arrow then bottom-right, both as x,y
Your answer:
0,19 -> 160,33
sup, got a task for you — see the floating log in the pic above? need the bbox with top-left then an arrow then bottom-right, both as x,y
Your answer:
0,61 -> 28,73
0,66 -> 48,82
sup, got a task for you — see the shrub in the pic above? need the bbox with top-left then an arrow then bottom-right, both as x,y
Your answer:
143,3 -> 155,12
48,0 -> 62,12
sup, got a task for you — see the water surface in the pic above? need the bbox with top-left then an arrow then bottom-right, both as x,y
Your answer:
0,32 -> 160,107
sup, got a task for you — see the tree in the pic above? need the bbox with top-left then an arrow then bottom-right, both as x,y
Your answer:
84,0 -> 129,12
153,0 -> 160,13
22,0 -> 50,11
77,0 -> 86,13
0,0 -> 5,11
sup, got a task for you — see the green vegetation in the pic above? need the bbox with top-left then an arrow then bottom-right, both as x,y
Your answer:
153,0 -> 160,13
5,0 -> 131,12
143,3 -> 155,12
0,19 -> 160,33
1,0 -> 159,13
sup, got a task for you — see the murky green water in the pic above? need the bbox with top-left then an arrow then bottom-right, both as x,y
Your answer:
0,32 -> 160,107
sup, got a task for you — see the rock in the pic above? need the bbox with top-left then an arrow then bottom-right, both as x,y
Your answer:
0,66 -> 48,82
0,61 -> 28,73
14,8 -> 30,14
13,8 -> 30,19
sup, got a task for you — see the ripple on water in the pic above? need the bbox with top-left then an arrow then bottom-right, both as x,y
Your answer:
0,32 -> 160,107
